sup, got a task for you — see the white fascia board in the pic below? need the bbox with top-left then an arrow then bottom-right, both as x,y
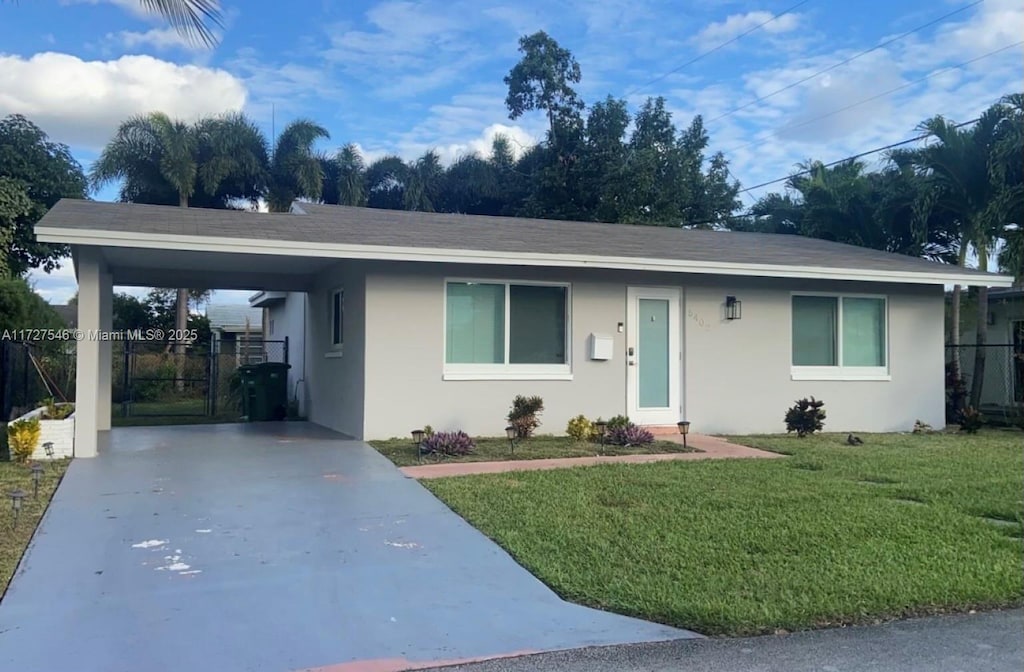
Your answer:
36,227 -> 1016,288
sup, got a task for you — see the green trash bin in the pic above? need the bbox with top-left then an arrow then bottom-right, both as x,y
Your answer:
237,362 -> 290,421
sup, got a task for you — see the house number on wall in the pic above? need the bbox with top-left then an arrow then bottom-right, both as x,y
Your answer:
687,308 -> 713,330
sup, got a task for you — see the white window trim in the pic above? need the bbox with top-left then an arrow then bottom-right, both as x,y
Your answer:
328,287 -> 344,356
442,278 -> 572,381
790,291 -> 890,381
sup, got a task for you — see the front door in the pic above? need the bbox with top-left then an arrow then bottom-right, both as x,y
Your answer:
626,287 -> 681,426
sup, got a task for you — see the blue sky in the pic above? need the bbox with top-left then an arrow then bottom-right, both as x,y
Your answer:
2,0 -> 1021,303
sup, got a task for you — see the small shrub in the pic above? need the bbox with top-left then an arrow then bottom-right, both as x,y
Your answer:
607,423 -> 655,447
959,406 -> 984,434
785,397 -> 826,437
38,397 -> 74,420
7,417 -> 41,463
606,414 -> 631,430
423,425 -> 435,437
566,415 -> 593,441
420,430 -> 475,456
507,395 -> 544,439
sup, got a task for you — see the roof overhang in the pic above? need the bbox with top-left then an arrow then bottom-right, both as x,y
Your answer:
37,226 -> 1015,288
249,291 -> 287,307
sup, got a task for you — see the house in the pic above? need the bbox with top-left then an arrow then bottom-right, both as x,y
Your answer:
34,199 -> 1013,457
248,290 -> 307,415
206,303 -> 265,363
956,287 -> 1024,413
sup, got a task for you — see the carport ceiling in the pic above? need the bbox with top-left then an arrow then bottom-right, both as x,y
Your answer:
94,247 -> 336,291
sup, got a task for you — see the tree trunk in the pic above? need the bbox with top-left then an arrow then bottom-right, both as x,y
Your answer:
175,194 -> 189,390
968,246 -> 989,409
948,243 -> 970,418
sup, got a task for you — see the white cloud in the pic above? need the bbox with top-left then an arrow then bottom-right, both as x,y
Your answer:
0,52 -> 247,151
107,26 -> 205,52
691,11 -> 802,51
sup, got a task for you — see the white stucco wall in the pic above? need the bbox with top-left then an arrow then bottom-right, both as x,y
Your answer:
354,263 -> 947,439
265,292 -> 309,415
305,263 -> 366,438
959,294 -> 1023,406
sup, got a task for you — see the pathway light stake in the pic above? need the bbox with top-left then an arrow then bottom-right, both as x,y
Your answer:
8,489 -> 26,529
30,463 -> 44,498
505,425 -> 517,455
677,421 -> 691,449
43,441 -> 55,460
594,421 -> 608,455
412,429 -> 425,464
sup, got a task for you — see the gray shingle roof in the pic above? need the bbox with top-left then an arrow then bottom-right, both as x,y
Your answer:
36,198 -> 1003,281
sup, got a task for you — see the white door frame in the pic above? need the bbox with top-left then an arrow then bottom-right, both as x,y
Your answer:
626,286 -> 681,425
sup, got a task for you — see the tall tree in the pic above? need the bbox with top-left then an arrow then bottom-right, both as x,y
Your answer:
266,120 -> 330,212
335,143 -> 367,207
365,155 -> 409,210
913,99 -> 1021,409
404,151 -> 444,212
0,115 -> 87,276
504,31 -> 584,146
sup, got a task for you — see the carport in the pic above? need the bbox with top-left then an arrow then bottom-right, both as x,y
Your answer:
35,200 -> 342,456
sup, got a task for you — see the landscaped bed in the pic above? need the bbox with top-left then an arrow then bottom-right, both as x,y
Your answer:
0,459 -> 69,600
423,429 -> 1023,636
371,434 -> 697,468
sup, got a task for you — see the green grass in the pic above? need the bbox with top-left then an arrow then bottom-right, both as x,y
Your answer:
112,398 -> 241,427
371,434 -> 696,467
1,459 -> 69,600
424,430 -> 1024,636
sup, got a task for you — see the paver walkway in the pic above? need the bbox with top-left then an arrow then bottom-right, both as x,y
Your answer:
400,433 -> 780,479
0,422 -> 693,672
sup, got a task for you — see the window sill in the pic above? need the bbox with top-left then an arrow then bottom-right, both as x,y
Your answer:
443,371 -> 573,381
324,350 -> 344,359
791,368 -> 890,382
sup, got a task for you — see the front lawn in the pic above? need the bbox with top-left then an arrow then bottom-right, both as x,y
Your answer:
425,430 -> 1023,636
1,459 -> 69,600
371,434 -> 696,468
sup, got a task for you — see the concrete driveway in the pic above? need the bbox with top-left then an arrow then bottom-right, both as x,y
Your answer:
0,423 -> 691,672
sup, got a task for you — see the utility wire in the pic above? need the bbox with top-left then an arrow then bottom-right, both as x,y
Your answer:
723,40 -> 1024,156
623,0 -> 814,98
705,0 -> 983,126
737,115 -> 982,194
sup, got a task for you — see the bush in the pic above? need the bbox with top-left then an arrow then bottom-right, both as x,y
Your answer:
566,415 -> 593,441
7,416 -> 41,463
420,430 -> 475,456
507,395 -> 544,439
959,406 -> 984,434
38,397 -> 74,419
606,414 -> 631,430
607,423 -> 655,447
785,397 -> 826,437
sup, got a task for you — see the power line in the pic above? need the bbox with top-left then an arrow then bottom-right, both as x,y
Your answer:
704,0 -> 983,126
723,40 -> 1024,156
736,115 -> 982,194
623,0 -> 814,98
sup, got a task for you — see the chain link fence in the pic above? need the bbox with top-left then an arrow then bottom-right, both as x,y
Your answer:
946,343 -> 1024,427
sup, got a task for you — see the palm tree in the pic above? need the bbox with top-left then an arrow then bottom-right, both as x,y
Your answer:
3,1 -> 224,47
266,120 -> 330,212
913,97 -> 1022,409
403,151 -> 444,212
91,111 -> 268,382
335,144 -> 367,207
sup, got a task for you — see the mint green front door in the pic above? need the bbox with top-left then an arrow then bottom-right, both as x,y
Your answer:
627,287 -> 681,425
638,299 -> 670,408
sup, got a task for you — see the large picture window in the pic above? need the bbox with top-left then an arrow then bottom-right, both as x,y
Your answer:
791,294 -> 888,380
445,280 -> 570,380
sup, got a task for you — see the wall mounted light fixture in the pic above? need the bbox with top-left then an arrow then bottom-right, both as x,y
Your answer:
725,295 -> 742,320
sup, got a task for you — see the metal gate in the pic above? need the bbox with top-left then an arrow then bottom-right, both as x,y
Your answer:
114,337 -> 288,420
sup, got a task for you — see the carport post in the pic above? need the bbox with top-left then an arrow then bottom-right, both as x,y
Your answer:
73,248 -> 112,457
96,269 -> 112,431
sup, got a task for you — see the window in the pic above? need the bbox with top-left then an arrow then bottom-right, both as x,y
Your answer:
445,280 -> 570,380
791,294 -> 888,380
329,288 -> 344,352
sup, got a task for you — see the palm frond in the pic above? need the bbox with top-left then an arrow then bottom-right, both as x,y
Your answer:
139,0 -> 224,48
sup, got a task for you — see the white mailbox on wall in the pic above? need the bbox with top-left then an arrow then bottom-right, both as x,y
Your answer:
588,333 -> 614,361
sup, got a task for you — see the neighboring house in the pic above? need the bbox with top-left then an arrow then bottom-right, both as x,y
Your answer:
206,304 -> 265,363
957,287 -> 1024,410
249,290 -> 306,415
35,199 -> 1013,456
